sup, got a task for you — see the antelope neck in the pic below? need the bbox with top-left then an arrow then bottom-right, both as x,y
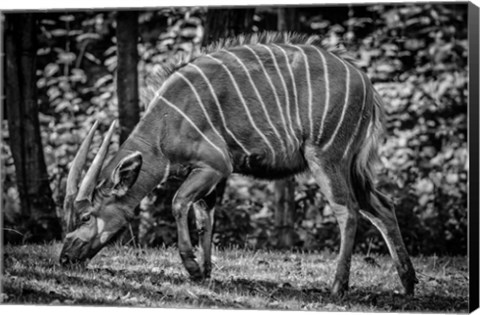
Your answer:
100,122 -> 170,213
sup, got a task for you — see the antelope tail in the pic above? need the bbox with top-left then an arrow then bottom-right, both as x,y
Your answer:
351,91 -> 393,212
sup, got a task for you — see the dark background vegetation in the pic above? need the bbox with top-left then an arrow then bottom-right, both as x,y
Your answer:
2,4 -> 468,257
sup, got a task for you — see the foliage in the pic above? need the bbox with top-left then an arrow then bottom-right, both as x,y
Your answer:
2,4 -> 468,255
2,243 -> 468,311
345,4 -> 468,255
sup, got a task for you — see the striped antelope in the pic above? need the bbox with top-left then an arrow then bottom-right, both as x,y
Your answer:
60,32 -> 417,296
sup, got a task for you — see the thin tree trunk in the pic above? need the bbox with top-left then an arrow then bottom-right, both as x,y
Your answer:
273,8 -> 299,249
116,11 -> 141,245
277,8 -> 288,31
278,7 -> 300,32
5,13 -> 62,243
202,8 -> 255,46
116,10 -> 140,144
273,178 -> 297,248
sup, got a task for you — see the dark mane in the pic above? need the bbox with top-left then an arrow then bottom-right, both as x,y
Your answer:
142,31 -> 358,107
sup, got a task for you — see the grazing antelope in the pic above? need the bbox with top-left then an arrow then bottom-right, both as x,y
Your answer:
60,32 -> 417,296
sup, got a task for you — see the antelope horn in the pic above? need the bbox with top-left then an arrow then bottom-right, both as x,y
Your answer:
65,121 -> 99,200
75,120 -> 117,203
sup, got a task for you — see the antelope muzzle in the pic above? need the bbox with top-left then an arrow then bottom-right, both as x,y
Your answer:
59,237 -> 90,267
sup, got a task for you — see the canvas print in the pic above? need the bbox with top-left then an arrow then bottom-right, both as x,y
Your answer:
1,3 -> 471,312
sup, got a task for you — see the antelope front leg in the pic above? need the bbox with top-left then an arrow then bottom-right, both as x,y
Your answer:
193,192 -> 216,278
172,167 -> 224,281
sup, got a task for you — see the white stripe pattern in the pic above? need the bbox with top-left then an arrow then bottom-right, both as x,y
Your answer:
187,63 -> 251,156
322,53 -> 351,151
260,44 -> 299,149
243,45 -> 295,150
311,46 -> 330,144
159,95 -> 229,163
175,71 -> 228,148
144,76 -> 178,115
288,45 -> 313,140
342,69 -> 367,159
205,54 -> 277,163
159,161 -> 171,186
222,49 -> 288,157
272,44 -> 303,137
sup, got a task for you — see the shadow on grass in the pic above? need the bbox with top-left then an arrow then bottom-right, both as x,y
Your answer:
4,264 -> 468,311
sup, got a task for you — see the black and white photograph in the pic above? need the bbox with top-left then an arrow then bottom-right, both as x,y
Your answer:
1,1 -> 477,313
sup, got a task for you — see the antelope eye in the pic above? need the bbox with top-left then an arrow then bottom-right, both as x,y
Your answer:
81,214 -> 91,223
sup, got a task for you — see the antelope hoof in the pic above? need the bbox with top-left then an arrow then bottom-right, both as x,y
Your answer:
180,252 -> 203,281
185,264 -> 203,282
189,266 -> 212,283
203,263 -> 212,279
331,280 -> 348,298
402,278 -> 417,296
400,268 -> 417,296
185,263 -> 203,281
189,272 -> 204,282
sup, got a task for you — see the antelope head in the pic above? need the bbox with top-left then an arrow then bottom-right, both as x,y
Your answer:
60,121 -> 143,266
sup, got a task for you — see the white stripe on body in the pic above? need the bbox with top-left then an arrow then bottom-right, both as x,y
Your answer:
287,45 -> 313,140
272,44 -> 303,138
159,161 -> 171,186
159,95 -> 229,163
243,45 -> 295,152
310,46 -> 330,144
145,76 -> 178,114
322,53 -> 351,151
175,71 -> 228,149
188,63 -> 251,156
222,49 -> 288,157
206,54 -> 277,164
342,69 -> 367,159
260,44 -> 300,149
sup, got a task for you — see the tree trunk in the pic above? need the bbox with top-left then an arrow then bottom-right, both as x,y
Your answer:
202,8 -> 255,46
116,11 -> 141,245
116,10 -> 140,144
273,178 -> 297,248
273,8 -> 300,249
4,13 -> 62,243
277,8 -> 300,32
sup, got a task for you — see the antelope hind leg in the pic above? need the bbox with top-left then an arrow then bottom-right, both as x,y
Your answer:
359,191 -> 417,295
172,167 -> 225,281
193,192 -> 216,279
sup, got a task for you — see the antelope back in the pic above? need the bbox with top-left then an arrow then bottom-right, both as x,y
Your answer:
148,32 -> 375,178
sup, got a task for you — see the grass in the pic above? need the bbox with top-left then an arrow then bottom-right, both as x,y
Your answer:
1,243 -> 469,312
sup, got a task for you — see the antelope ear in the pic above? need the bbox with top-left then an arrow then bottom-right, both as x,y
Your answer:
111,151 -> 142,197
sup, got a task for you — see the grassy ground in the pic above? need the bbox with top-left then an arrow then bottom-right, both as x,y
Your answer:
1,243 -> 468,312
